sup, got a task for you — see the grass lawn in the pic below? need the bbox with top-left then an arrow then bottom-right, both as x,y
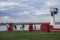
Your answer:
0,31 -> 60,40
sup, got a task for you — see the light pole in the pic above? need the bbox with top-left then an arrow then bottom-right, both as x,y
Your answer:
50,8 -> 58,27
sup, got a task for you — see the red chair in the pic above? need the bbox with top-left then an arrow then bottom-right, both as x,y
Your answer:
29,23 -> 33,31
8,23 -> 13,32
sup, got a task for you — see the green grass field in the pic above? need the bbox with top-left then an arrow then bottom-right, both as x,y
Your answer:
0,31 -> 60,40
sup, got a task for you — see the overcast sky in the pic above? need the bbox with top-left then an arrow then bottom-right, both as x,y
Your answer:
0,0 -> 60,23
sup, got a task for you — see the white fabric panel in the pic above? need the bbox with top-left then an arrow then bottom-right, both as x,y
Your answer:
16,25 -> 20,30
24,25 -> 29,30
0,25 -> 7,31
